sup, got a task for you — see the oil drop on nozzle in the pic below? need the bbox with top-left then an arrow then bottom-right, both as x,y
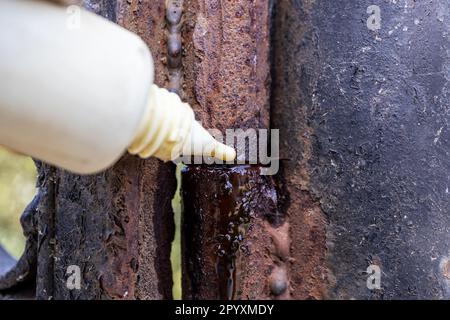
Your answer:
0,0 -> 235,174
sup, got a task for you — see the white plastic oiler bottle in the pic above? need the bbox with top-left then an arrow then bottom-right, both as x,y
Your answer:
0,0 -> 235,174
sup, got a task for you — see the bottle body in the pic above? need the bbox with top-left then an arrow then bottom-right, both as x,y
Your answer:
0,0 -> 153,173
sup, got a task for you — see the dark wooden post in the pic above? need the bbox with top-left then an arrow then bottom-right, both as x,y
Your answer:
272,0 -> 450,299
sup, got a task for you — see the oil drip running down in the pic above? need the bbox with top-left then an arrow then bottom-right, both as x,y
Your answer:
181,165 -> 279,300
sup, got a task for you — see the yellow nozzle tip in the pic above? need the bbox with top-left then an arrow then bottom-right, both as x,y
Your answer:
212,143 -> 236,162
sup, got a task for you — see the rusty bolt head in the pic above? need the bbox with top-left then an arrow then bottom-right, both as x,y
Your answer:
269,267 -> 288,296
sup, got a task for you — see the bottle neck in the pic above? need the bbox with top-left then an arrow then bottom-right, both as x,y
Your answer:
128,84 -> 194,161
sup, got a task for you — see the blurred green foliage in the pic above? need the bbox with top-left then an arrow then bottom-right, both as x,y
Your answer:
0,147 -> 37,258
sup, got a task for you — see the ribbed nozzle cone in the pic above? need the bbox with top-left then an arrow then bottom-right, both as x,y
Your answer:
129,85 -> 236,163
181,121 -> 236,162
